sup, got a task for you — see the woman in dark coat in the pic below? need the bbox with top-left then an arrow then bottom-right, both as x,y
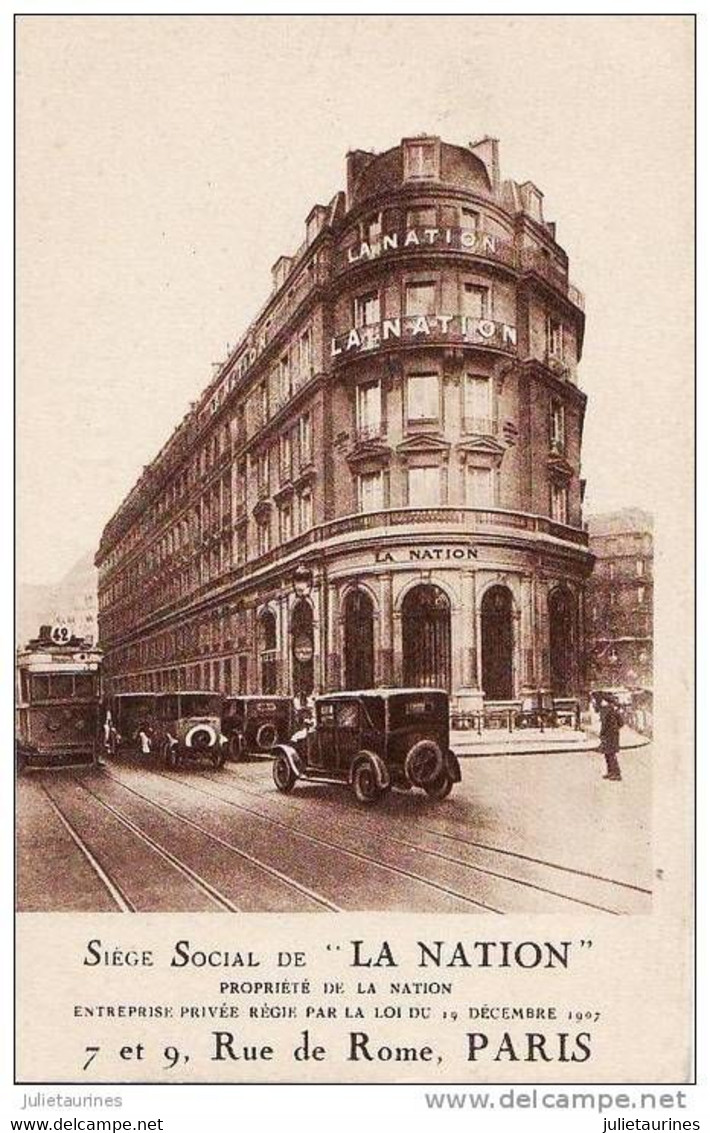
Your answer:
596,694 -> 624,781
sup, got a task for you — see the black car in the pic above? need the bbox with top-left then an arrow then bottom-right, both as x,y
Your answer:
221,695 -> 294,761
271,689 -> 461,805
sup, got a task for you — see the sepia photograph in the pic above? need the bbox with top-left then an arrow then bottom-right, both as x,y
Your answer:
13,13 -> 694,1086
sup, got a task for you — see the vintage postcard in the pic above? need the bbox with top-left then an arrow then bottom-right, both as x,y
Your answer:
14,14 -> 694,1086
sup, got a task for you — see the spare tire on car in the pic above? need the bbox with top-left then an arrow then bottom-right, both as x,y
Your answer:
404,739 -> 444,787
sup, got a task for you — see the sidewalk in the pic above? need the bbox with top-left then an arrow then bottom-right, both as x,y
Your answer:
451,723 -> 650,757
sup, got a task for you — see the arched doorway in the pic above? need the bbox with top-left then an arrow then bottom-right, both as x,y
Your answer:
258,609 -> 277,694
402,584 -> 451,690
549,587 -> 575,695
481,585 -> 514,700
343,588 -> 375,689
291,599 -> 314,696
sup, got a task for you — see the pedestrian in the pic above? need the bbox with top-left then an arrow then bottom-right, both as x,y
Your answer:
595,693 -> 624,781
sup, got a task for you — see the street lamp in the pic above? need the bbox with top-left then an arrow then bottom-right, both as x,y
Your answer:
292,563 -> 314,599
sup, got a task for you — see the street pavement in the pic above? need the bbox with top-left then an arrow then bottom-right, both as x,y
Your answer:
17,741 -> 653,915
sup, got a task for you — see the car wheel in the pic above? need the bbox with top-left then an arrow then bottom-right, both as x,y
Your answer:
424,773 -> 454,800
404,740 -> 444,787
229,734 -> 244,762
256,723 -> 278,751
272,753 -> 296,793
353,760 -> 381,805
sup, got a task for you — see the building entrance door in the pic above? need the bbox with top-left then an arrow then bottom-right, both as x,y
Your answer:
402,584 -> 451,690
481,585 -> 514,700
549,587 -> 574,695
343,588 -> 375,689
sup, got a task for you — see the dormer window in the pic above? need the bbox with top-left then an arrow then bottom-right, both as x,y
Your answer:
403,137 -> 440,181
461,207 -> 480,231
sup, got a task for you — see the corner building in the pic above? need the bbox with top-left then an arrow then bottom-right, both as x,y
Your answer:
97,135 -> 592,711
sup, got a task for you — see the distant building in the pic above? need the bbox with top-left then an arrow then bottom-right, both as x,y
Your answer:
97,134 -> 592,709
585,509 -> 653,690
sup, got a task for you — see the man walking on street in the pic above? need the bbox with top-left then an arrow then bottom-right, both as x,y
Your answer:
595,693 -> 624,781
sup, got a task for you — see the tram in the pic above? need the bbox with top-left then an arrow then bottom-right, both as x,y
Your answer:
15,626 -> 102,771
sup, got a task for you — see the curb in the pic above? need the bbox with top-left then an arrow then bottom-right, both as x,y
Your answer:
453,736 -> 651,758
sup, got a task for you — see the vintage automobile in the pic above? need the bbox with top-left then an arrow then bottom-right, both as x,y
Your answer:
221,695 -> 295,761
271,688 -> 461,805
106,692 -> 161,758
157,691 -> 228,769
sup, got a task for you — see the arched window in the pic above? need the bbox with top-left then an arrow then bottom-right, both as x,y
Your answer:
481,585 -> 514,700
402,584 -> 451,690
291,599 -> 314,697
343,589 -> 375,689
549,587 -> 575,695
258,609 -> 277,694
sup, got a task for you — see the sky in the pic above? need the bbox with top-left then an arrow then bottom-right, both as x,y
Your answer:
16,14 -> 694,587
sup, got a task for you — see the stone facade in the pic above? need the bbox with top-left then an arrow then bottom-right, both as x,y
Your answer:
96,135 -> 593,709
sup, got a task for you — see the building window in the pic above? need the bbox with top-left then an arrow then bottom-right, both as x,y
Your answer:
547,316 -> 563,359
358,471 -> 384,513
406,372 -> 439,424
637,586 -> 645,605
279,353 -> 291,401
257,450 -> 269,496
257,516 -> 271,556
299,412 -> 313,465
550,399 -> 566,450
405,280 -> 437,316
354,291 -> 380,328
356,380 -> 382,439
299,328 -> 313,378
461,206 -> 480,230
464,374 -> 493,433
467,465 -> 494,508
407,205 -> 437,229
462,282 -> 490,321
279,432 -> 292,483
258,381 -> 269,422
299,488 -> 313,532
258,610 -> 277,695
551,482 -> 568,524
279,500 -> 294,543
407,465 -> 440,507
404,139 -> 439,181
366,214 -> 382,246
636,559 -> 645,577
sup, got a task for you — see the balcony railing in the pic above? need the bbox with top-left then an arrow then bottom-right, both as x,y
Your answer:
519,248 -> 585,311
462,416 -> 499,437
354,422 -> 385,444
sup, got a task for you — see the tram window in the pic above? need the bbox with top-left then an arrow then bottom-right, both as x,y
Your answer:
52,674 -> 74,699
74,674 -> 94,698
31,674 -> 51,701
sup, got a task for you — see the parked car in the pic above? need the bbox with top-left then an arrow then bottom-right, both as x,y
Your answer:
221,695 -> 294,761
107,693 -> 161,758
271,688 -> 461,805
157,691 -> 227,769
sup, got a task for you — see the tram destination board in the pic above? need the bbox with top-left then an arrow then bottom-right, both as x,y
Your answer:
13,14 -> 695,1090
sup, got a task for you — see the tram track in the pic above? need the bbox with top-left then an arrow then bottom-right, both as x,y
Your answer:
82,772 -> 341,912
72,777 -> 241,912
102,764 -> 503,914
165,765 -> 644,915
222,770 -> 652,910
39,782 -> 135,913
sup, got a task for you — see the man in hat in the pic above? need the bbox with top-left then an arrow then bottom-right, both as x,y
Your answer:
594,693 -> 624,781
